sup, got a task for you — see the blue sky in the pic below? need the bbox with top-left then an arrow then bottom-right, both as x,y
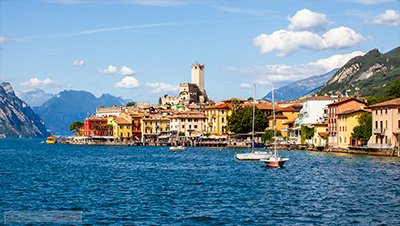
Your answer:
0,0 -> 399,103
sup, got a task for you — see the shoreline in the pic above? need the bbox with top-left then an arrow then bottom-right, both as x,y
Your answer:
58,139 -> 400,158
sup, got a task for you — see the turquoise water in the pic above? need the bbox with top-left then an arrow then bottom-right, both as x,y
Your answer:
1,138 -> 399,225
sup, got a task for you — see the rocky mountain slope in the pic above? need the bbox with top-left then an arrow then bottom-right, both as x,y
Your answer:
0,82 -> 49,137
263,69 -> 338,101
318,46 -> 400,97
34,90 -> 127,135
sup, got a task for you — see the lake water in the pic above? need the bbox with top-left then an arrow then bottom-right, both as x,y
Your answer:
1,138 -> 399,225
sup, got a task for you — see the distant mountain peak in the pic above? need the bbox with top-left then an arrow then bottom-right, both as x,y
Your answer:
262,69 -> 338,102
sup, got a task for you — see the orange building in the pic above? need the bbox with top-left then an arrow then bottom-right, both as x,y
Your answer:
327,97 -> 367,148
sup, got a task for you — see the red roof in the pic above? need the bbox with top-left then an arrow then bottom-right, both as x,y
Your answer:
115,117 -> 131,124
277,106 -> 301,112
327,97 -> 367,106
267,115 -> 288,120
337,108 -> 370,115
369,98 -> 400,108
256,103 -> 282,111
205,102 -> 232,110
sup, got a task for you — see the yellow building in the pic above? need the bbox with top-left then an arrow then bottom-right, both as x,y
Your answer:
108,116 -> 133,140
337,109 -> 370,149
205,103 -> 232,135
312,123 -> 328,148
269,106 -> 301,138
141,114 -> 170,143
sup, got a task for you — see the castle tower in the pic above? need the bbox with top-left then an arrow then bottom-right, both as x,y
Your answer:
191,63 -> 205,93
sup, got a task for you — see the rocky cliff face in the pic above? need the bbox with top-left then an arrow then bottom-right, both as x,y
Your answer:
0,82 -> 49,137
318,47 -> 400,96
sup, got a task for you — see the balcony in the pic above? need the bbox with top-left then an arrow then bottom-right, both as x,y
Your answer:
373,128 -> 385,135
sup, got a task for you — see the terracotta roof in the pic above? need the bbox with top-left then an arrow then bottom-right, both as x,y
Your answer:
277,106 -> 301,112
115,117 -> 131,125
267,115 -> 288,120
205,102 -> 232,110
327,97 -> 367,106
337,108 -> 370,115
170,112 -> 206,119
318,132 -> 328,137
256,103 -> 282,111
369,98 -> 400,108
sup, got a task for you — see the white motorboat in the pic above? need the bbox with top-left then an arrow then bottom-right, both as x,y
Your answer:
169,146 -> 186,151
236,151 -> 273,161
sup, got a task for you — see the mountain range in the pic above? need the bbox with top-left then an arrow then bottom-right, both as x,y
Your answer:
262,69 -> 338,101
16,88 -> 55,107
318,46 -> 400,97
34,90 -> 127,135
0,82 -> 49,137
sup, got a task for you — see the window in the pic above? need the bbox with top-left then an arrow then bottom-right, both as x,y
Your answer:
222,110 -> 225,114
386,120 -> 388,129
344,137 -> 346,144
380,109 -> 383,114
182,125 -> 185,129
376,110 -> 378,115
380,121 -> 383,129
398,120 -> 400,129
120,132 -> 123,137
375,121 -> 378,129
120,125 -> 123,129
222,117 -> 225,123
385,109 -> 388,114
385,136 -> 388,144
398,108 -> 400,114
194,125 -> 198,129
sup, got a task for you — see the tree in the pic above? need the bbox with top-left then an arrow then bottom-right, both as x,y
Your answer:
230,98 -> 241,112
262,129 -> 282,143
126,102 -> 136,107
227,107 -> 267,134
352,112 -> 372,145
301,125 -> 314,145
69,121 -> 84,135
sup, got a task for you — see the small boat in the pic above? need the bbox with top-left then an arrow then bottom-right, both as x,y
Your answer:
0,134 -> 6,138
169,146 -> 186,151
236,151 -> 273,161
236,84 -> 272,161
260,83 -> 289,168
46,135 -> 57,144
261,156 -> 289,168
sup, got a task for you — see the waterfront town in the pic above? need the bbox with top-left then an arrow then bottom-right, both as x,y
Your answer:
67,63 -> 400,156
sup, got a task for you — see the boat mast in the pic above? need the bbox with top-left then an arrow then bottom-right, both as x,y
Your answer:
252,83 -> 256,152
271,82 -> 277,158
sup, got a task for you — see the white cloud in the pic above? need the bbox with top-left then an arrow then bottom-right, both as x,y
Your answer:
100,65 -> 117,74
254,27 -> 364,56
115,76 -> 140,89
145,82 -> 179,94
73,59 -> 85,66
240,83 -> 251,89
0,36 -> 6,44
288,9 -> 330,31
226,51 -> 364,85
119,66 -> 136,76
20,78 -> 60,88
372,9 -> 400,26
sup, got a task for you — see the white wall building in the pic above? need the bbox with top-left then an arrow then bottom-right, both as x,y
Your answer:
296,96 -> 336,126
170,112 -> 207,137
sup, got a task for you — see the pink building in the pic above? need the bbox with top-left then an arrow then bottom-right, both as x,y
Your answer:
368,98 -> 400,149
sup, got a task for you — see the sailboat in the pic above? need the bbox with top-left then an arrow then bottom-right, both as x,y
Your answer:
236,84 -> 273,161
260,83 -> 289,168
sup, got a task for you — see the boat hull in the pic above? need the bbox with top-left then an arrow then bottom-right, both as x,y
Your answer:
169,146 -> 186,151
261,157 -> 289,168
236,152 -> 273,161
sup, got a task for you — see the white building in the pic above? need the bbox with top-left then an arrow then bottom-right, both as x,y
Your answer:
170,112 -> 207,137
296,96 -> 336,126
